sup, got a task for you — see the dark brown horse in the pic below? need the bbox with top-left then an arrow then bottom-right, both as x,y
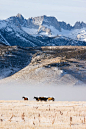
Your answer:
39,97 -> 48,101
34,96 -> 48,101
22,96 -> 28,100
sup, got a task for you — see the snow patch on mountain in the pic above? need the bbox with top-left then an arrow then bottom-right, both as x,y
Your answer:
22,21 -> 86,42
76,29 -> 86,42
22,27 -> 38,35
22,25 -> 60,37
60,28 -> 86,42
43,25 -> 59,36
30,23 -> 86,42
6,27 -> 13,32
0,21 -> 7,29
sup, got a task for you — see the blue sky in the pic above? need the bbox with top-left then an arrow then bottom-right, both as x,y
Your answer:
0,0 -> 86,25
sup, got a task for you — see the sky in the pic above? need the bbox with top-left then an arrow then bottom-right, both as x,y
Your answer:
0,0 -> 86,25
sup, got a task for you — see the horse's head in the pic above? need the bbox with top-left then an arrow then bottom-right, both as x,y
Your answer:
22,96 -> 25,99
33,96 -> 35,99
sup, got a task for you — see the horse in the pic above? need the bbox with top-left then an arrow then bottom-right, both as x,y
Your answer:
48,97 -> 55,101
39,97 -> 48,101
33,97 -> 40,101
34,96 -> 48,101
22,96 -> 28,100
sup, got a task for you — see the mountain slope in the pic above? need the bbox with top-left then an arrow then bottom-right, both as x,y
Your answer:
0,20 -> 46,47
0,46 -> 86,85
0,32 -> 10,46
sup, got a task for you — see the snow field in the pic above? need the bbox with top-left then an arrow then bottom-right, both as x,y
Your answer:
0,101 -> 86,129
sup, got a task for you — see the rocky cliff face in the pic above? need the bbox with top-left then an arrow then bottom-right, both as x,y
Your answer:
59,21 -> 72,30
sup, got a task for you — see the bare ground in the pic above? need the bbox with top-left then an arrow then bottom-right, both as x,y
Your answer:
0,101 -> 86,129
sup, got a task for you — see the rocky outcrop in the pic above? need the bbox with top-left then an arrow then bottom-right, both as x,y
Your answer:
27,15 -> 61,31
59,21 -> 72,30
7,13 -> 28,28
41,15 -> 61,31
37,25 -> 52,35
73,21 -> 86,29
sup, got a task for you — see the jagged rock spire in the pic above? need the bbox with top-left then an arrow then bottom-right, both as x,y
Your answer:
16,13 -> 24,19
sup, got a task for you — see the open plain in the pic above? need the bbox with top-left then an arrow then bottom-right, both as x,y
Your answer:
0,101 -> 86,129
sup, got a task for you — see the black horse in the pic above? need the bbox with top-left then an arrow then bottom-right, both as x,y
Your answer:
33,97 -> 39,101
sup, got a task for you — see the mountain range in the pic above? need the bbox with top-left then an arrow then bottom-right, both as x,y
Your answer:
0,13 -> 86,47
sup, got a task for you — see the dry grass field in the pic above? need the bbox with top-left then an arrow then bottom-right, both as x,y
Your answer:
0,101 -> 86,129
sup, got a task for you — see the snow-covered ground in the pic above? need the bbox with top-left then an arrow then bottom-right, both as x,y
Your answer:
0,100 -> 86,129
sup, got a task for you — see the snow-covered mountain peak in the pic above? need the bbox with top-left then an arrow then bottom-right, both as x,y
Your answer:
7,15 -> 27,28
27,15 -> 61,32
0,14 -> 86,46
